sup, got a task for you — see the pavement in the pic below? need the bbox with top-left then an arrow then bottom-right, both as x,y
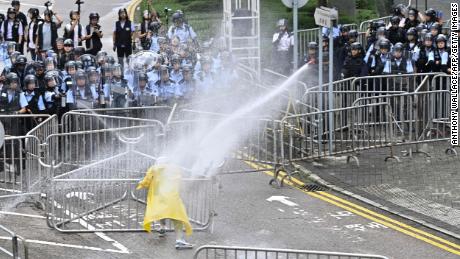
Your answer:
0,160 -> 459,258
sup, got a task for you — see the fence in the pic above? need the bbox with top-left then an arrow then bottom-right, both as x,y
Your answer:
193,245 -> 389,259
73,106 -> 175,124
42,124 -> 165,175
0,224 -> 28,259
0,135 -> 41,202
0,115 -> 51,137
46,150 -> 217,233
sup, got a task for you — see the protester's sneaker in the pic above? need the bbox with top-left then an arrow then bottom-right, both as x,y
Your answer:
157,228 -> 166,238
175,240 -> 194,250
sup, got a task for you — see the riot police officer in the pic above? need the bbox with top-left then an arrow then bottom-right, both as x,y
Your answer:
21,74 -> 45,114
414,33 -> 435,73
432,34 -> 449,73
0,72 -> 23,114
167,11 -> 197,44
383,42 -> 414,74
341,42 -> 367,78
133,72 -> 156,106
387,16 -> 405,45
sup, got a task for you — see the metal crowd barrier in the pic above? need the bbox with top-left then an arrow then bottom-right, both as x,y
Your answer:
25,115 -> 59,143
61,111 -> 163,133
0,135 -> 41,202
193,245 -> 389,259
0,224 -> 28,259
42,124 -> 165,175
359,16 -> 392,32
73,106 -> 175,124
0,115 -> 51,137
46,151 -> 216,233
280,103 -> 395,162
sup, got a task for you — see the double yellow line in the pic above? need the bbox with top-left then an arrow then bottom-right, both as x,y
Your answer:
127,0 -> 143,21
244,160 -> 460,256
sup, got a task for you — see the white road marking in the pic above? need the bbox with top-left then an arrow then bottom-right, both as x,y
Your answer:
267,196 -> 299,207
0,211 -> 46,219
52,200 -> 130,254
0,236 -> 129,254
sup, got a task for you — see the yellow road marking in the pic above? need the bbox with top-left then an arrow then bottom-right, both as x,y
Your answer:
242,160 -> 460,255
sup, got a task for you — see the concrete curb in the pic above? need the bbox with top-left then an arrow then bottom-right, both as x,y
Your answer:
292,163 -> 460,240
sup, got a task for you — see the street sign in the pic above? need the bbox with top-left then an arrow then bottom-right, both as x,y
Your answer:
314,7 -> 338,27
281,0 -> 308,8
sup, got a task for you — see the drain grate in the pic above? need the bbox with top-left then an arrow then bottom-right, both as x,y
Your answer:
301,184 -> 328,192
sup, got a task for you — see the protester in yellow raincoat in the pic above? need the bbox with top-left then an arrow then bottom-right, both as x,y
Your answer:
137,161 -> 194,249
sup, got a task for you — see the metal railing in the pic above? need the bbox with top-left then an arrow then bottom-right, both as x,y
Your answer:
46,150 -> 216,233
193,245 -> 389,259
0,224 -> 28,259
0,115 -> 51,137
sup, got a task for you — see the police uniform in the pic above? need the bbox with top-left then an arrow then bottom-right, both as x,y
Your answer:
413,45 -> 434,73
0,88 -> 22,113
272,30 -> 293,75
20,90 -> 45,114
383,56 -> 414,74
74,85 -> 98,109
167,24 -> 197,44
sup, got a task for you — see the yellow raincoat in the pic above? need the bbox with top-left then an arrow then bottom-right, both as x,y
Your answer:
136,164 -> 193,236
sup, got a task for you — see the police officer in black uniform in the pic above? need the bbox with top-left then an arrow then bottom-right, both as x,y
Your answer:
112,8 -> 134,70
341,42 -> 367,79
414,33 -> 435,73
432,34 -> 450,74
387,16 -> 405,45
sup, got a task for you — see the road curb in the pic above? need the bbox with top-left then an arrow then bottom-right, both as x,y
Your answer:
292,162 -> 460,240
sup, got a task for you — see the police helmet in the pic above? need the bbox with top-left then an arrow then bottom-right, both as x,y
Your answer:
64,39 -> 74,47
423,32 -> 433,42
75,60 -> 83,70
81,54 -> 95,69
390,16 -> 401,26
74,46 -> 85,56
393,42 -> 404,52
425,8 -> 437,19
89,12 -> 99,20
348,29 -> 358,39
375,20 -> 386,29
11,0 -> 20,6
24,74 -> 36,87
393,4 -> 406,16
172,11 -> 183,23
171,54 -> 181,64
138,72 -> 148,81
96,51 -> 108,63
56,37 -> 65,44
435,34 -> 447,43
307,42 -> 318,50
7,41 -> 16,52
340,25 -> 350,33
75,69 -> 86,80
112,63 -> 122,77
6,72 -> 19,85
34,61 -> 45,71
408,8 -> 418,17
28,8 -> 39,19
15,55 -> 27,65
407,27 -> 417,36
159,65 -> 169,74
379,39 -> 391,50
44,72 -> 57,86
376,27 -> 386,36
350,42 -> 362,51
430,22 -> 442,32
182,64 -> 192,73
276,19 -> 288,28
106,56 -> 116,65
65,60 -> 77,71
